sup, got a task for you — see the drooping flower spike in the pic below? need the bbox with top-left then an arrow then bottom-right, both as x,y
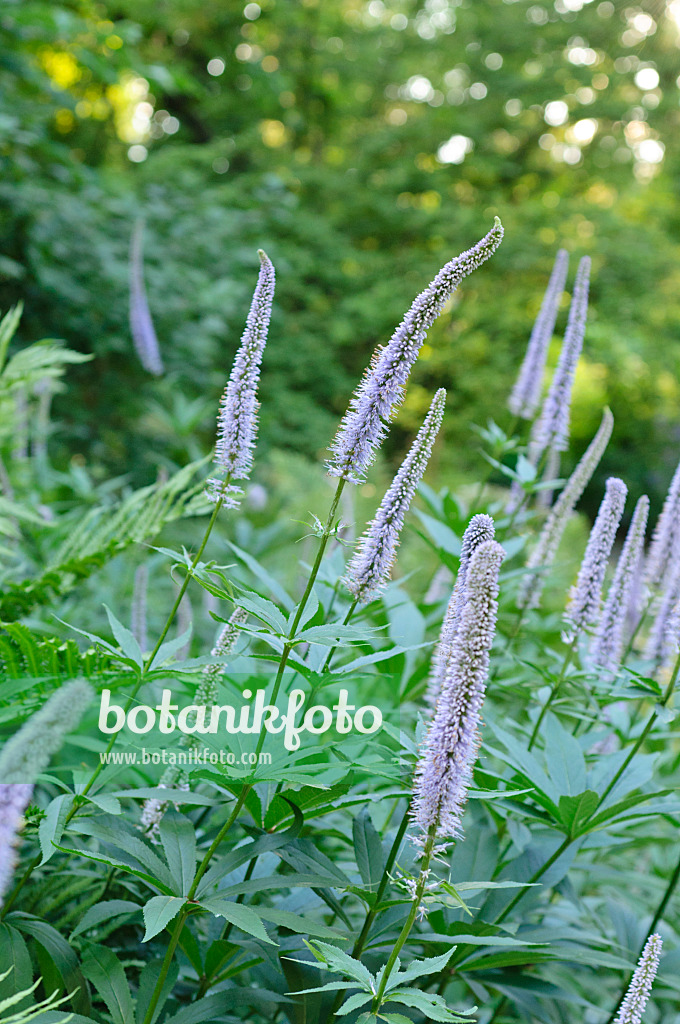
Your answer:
509,248 -> 569,420
129,220 -> 164,376
412,539 -> 505,843
564,476 -> 627,640
614,933 -> 662,1024
591,494 -> 649,674
424,513 -> 495,708
0,680 -> 92,905
644,457 -> 680,590
206,249 -> 275,508
344,389 -> 446,604
518,407 -> 613,611
328,219 -> 503,484
528,255 -> 591,465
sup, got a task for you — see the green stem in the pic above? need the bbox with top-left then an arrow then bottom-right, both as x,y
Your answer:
527,638 -> 577,751
326,802 -> 411,1022
370,828 -> 436,1012
598,654 -> 679,807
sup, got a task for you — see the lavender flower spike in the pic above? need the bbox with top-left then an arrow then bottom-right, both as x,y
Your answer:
614,933 -> 663,1024
644,457 -> 680,590
130,220 -> 164,376
518,407 -> 613,611
644,558 -> 680,667
206,249 -> 275,507
412,540 -> 505,841
328,219 -> 503,484
564,477 -> 627,640
509,248 -> 569,419
591,495 -> 649,673
0,680 -> 92,905
344,389 -> 446,603
528,255 -> 591,465
424,513 -> 495,708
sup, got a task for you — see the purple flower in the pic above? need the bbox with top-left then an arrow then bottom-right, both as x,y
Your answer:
518,408 -> 613,611
344,390 -> 446,603
129,220 -> 164,376
412,540 -> 505,841
644,458 -> 680,590
591,495 -> 649,673
328,219 -> 504,484
528,256 -> 591,464
564,477 -> 627,639
424,513 -> 496,708
509,249 -> 569,419
614,934 -> 662,1024
206,250 -> 275,507
645,557 -> 680,667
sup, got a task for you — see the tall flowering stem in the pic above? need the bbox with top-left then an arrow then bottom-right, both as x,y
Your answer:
591,494 -> 649,674
613,934 -> 662,1024
528,255 -> 591,466
0,680 -> 92,913
509,248 -> 569,419
644,458 -> 680,590
518,407 -> 613,611
369,541 -> 504,1012
130,220 -> 164,376
412,540 -> 505,843
328,219 -> 503,484
5,252 -> 274,906
528,476 -> 627,749
344,389 -> 446,603
424,513 -> 495,708
207,249 -> 275,508
564,476 -> 627,641
141,477 -> 349,1024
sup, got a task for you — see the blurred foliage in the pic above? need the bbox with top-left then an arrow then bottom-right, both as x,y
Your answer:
1,0 -> 680,517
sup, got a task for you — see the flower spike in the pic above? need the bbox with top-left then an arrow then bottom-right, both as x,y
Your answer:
328,219 -> 503,484
344,389 -> 446,603
509,248 -> 569,419
206,249 -> 275,507
412,539 -> 505,842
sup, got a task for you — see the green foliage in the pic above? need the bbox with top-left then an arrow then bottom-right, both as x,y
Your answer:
1,0 -> 680,508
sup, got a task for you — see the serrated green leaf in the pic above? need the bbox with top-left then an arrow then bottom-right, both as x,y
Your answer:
142,896 -> 186,942
158,814 -> 197,896
197,897 -> 276,945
